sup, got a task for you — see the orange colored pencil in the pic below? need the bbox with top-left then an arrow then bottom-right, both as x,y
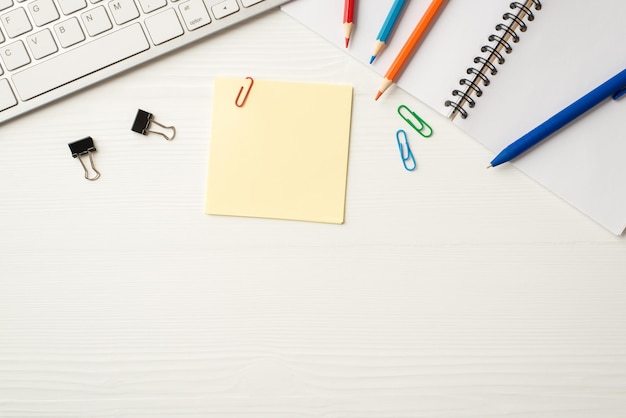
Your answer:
375,0 -> 448,100
343,0 -> 355,48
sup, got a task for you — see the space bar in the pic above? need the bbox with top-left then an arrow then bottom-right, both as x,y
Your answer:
12,23 -> 150,101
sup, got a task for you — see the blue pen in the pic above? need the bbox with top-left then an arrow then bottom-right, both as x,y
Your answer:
489,68 -> 626,168
370,0 -> 408,64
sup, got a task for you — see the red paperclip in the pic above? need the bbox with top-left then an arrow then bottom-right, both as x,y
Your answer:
235,76 -> 254,107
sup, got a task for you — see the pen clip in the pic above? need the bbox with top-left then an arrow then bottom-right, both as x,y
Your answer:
397,105 -> 433,138
396,129 -> 416,171
613,85 -> 626,100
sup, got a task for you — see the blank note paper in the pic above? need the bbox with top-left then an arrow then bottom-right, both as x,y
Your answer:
205,78 -> 353,224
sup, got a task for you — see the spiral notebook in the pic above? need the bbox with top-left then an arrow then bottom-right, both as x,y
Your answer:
282,0 -> 626,235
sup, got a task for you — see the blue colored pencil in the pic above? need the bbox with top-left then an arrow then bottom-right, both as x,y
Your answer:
370,0 -> 408,64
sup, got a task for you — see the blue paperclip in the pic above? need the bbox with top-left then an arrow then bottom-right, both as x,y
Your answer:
396,129 -> 416,171
397,104 -> 433,138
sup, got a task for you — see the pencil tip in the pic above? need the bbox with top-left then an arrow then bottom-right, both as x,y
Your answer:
369,56 -> 375,64
345,38 -> 350,48
375,91 -> 382,101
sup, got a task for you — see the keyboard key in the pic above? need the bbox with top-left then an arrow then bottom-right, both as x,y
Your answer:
28,0 -> 60,26
144,8 -> 183,45
12,23 -> 149,100
0,0 -> 13,11
26,28 -> 57,58
136,0 -> 165,14
178,0 -> 210,31
81,5 -> 112,36
54,17 -> 84,47
57,0 -> 87,15
241,0 -> 263,7
210,0 -> 238,19
1,7 -> 32,38
0,78 -> 17,111
108,0 -> 138,24
1,40 -> 30,70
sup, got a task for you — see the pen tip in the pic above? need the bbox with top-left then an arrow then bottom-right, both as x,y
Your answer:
375,91 -> 382,101
369,56 -> 375,64
486,164 -> 493,169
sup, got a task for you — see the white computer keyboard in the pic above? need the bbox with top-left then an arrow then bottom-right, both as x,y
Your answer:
0,0 -> 292,123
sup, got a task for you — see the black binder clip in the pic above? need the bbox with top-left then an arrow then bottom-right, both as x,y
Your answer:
68,137 -> 101,181
131,109 -> 176,141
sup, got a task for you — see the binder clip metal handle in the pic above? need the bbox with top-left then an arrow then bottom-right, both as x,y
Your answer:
68,137 -> 101,181
131,109 -> 176,141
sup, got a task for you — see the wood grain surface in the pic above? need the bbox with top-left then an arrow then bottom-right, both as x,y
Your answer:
1,10 -> 625,418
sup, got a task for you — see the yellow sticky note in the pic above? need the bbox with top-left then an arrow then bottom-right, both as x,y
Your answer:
205,78 -> 353,224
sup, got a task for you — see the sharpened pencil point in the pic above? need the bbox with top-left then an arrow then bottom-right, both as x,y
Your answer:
370,56 -> 376,64
345,38 -> 350,48
375,91 -> 382,101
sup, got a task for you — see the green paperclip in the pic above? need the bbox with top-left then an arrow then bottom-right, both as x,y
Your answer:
397,104 -> 433,138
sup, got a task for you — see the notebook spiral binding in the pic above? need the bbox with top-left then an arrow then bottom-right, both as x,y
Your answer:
445,0 -> 542,120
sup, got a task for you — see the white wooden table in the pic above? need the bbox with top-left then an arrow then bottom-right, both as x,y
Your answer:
1,8 -> 625,418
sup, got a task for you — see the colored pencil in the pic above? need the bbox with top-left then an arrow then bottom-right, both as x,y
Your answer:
375,0 -> 447,100
370,0 -> 408,64
344,0 -> 355,48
